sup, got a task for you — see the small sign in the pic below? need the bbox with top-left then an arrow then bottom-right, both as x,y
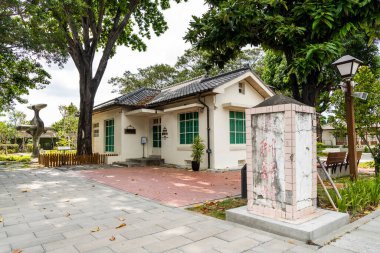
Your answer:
141,137 -> 147,144
162,127 -> 168,139
125,125 -> 136,134
58,146 -> 71,151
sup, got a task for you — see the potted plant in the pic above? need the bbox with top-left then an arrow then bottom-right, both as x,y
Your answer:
191,136 -> 205,171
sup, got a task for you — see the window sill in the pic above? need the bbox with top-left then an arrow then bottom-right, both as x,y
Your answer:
229,145 -> 246,151
177,145 -> 192,151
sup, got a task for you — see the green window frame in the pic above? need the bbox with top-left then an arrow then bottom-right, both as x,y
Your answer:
230,111 -> 246,144
179,112 -> 199,144
153,125 -> 161,148
105,119 -> 114,152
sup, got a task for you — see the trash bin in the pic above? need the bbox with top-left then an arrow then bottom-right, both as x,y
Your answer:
241,164 -> 247,199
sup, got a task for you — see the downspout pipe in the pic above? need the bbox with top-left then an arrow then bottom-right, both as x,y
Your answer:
197,94 -> 211,169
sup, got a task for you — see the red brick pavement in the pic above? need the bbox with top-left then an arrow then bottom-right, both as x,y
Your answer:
80,167 -> 241,207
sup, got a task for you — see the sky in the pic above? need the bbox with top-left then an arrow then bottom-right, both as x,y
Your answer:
12,0 -> 207,126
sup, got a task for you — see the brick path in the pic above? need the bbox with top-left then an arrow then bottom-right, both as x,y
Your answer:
80,167 -> 241,207
0,166 -> 378,253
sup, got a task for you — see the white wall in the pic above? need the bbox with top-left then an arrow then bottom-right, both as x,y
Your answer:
322,129 -> 336,146
160,97 -> 210,168
122,113 -> 150,159
212,81 -> 265,169
92,108 -> 122,162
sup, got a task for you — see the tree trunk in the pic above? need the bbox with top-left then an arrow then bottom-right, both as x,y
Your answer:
76,65 -> 96,155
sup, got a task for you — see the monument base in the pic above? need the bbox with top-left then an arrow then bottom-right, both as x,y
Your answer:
226,206 -> 349,242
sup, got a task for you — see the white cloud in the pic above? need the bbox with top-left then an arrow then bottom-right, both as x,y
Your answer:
14,0 -> 207,126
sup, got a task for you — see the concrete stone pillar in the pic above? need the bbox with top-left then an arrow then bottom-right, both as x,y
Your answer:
245,95 -> 317,220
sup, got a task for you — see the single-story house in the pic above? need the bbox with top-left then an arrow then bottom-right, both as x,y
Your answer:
92,66 -> 275,170
321,124 -> 379,146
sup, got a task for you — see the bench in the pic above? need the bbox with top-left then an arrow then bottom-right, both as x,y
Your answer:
343,151 -> 363,172
318,152 -> 346,174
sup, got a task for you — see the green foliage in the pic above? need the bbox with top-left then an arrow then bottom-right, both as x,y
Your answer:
187,198 -> 247,220
51,103 -> 79,149
185,0 -> 380,108
0,154 -> 31,162
332,176 -> 380,215
110,48 -> 265,94
329,66 -> 380,170
359,161 -> 375,169
0,122 -> 17,145
191,136 -> 205,163
0,144 -> 19,154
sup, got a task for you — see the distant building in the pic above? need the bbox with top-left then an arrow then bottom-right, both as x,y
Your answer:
321,125 -> 379,146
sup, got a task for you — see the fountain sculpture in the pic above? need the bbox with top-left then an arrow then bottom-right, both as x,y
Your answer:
17,104 -> 47,157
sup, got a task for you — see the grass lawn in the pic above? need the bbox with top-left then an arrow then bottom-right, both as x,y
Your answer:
187,198 -> 247,220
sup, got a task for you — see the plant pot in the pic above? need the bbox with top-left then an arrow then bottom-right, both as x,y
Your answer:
191,161 -> 200,171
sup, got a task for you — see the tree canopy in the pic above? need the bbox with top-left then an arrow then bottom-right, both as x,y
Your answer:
185,0 -> 380,107
0,0 -> 59,112
19,0 -> 183,154
52,103 -> 79,148
110,47 -> 265,94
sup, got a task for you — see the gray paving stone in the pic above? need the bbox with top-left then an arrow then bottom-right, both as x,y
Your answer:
214,237 -> 260,253
143,236 -> 192,253
179,237 -> 228,253
120,225 -> 165,239
0,233 -> 36,246
46,245 -> 79,253
43,234 -> 96,251
110,235 -> 160,252
153,226 -> 194,241
286,245 -> 318,253
183,225 -> 225,241
215,227 -> 254,242
0,244 -> 11,253
251,239 -> 296,253
20,245 -> 45,253
317,245 -> 357,253
12,233 -> 65,249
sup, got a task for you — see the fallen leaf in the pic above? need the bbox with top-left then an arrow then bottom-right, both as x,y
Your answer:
21,189 -> 30,193
12,250 -> 22,253
64,212 -> 70,217
0,216 -> 3,222
118,217 -> 125,221
91,226 -> 100,232
115,223 -> 126,229
64,200 -> 70,202
109,236 -> 116,241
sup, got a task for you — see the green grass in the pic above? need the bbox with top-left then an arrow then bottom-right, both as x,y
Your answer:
0,154 -> 31,162
187,198 -> 247,220
359,161 -> 375,169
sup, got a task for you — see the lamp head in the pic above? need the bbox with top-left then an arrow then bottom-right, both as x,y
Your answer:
332,55 -> 363,78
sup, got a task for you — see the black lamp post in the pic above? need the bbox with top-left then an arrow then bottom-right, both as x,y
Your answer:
332,55 -> 363,181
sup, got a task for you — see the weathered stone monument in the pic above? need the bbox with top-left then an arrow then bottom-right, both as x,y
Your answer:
227,95 -> 348,242
17,104 -> 47,157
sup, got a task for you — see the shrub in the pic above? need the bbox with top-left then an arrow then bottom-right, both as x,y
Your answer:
331,176 -> 380,215
317,142 -> 326,150
364,146 -> 369,153
0,154 -> 31,162
359,161 -> 375,169
191,136 -> 205,163
0,144 -> 19,154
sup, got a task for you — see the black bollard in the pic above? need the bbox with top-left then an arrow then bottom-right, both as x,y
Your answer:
241,164 -> 247,199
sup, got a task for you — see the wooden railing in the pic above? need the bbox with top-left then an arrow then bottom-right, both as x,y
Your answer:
38,153 -> 118,167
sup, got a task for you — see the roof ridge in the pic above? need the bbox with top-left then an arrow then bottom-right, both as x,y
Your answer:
162,75 -> 204,90
116,87 -> 160,102
200,65 -> 251,83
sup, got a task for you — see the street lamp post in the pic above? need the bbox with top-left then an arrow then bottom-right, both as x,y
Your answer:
332,55 -> 363,181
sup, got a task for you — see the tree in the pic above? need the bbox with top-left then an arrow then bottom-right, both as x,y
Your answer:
0,0 -> 55,112
52,103 -> 79,148
109,64 -> 178,94
7,109 -> 27,144
0,121 -> 17,154
185,0 -> 380,107
23,0 -> 182,154
329,66 -> 380,174
110,47 -> 265,94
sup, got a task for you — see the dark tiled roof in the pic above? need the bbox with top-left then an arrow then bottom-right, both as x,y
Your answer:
93,88 -> 160,111
147,66 -> 251,106
93,66 -> 269,111
254,94 -> 305,108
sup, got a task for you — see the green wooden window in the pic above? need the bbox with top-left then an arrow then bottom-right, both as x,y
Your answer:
179,112 -> 199,144
230,111 -> 246,144
105,119 -> 114,152
153,125 -> 161,148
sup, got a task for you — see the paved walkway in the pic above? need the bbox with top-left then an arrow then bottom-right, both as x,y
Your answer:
80,167 -> 240,207
0,166 -> 378,253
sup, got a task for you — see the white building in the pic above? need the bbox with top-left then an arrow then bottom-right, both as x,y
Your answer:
92,67 -> 274,170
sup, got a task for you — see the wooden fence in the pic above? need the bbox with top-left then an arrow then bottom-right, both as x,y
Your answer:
38,153 -> 118,167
